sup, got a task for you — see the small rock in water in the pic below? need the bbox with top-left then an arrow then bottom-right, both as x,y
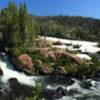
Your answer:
56,87 -> 67,96
80,80 -> 92,89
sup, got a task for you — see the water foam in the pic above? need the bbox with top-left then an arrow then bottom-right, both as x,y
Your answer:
46,78 -> 100,100
0,55 -> 38,86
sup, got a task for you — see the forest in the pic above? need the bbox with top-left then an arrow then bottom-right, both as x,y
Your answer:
32,15 -> 100,42
0,2 -> 100,53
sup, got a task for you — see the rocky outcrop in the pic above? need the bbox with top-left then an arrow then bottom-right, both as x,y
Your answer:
37,48 -> 82,65
11,54 -> 33,74
28,48 -> 84,75
28,48 -> 83,65
34,60 -> 68,75
34,60 -> 53,74
56,52 -> 83,65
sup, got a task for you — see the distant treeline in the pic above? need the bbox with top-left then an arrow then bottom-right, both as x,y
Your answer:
30,15 -> 100,42
0,1 -> 100,51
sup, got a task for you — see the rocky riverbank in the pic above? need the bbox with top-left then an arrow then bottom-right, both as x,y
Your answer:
0,36 -> 100,100
9,49 -> 89,77
4,46 -> 98,80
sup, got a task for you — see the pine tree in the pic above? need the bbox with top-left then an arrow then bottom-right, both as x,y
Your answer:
0,1 -> 36,52
19,3 -> 35,48
19,3 -> 29,45
0,2 -> 20,48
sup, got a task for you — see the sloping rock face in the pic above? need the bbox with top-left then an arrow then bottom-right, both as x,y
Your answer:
11,54 -> 33,74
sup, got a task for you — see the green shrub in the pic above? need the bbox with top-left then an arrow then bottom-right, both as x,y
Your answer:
27,50 -> 43,62
77,63 -> 91,76
64,65 -> 78,73
11,47 -> 27,56
27,50 -> 54,65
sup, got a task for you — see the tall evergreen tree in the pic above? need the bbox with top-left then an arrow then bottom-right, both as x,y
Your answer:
19,3 -> 29,45
19,3 -> 35,48
0,2 -> 20,48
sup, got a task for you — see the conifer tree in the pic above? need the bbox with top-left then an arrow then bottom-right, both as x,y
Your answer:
0,2 -> 20,48
19,3 -> 28,45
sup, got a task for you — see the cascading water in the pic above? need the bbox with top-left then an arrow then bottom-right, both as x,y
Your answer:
0,53 -> 38,87
1,53 -> 100,100
39,76 -> 100,100
52,79 -> 100,100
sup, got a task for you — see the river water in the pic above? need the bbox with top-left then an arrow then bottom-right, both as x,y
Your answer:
0,54 -> 100,100
41,76 -> 100,100
0,53 -> 38,86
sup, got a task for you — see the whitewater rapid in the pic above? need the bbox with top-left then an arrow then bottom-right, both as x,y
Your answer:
39,36 -> 100,53
0,54 -> 38,86
46,78 -> 100,100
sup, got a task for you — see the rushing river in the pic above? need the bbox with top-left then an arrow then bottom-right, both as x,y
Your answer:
41,76 -> 100,100
0,53 -> 38,86
0,53 -> 100,100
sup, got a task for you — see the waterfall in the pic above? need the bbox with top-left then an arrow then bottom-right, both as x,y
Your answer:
0,53 -> 38,87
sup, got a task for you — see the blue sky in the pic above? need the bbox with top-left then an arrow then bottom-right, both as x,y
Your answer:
0,0 -> 100,19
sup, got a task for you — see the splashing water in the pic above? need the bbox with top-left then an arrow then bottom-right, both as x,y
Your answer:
0,54 -> 38,86
57,79 -> 100,100
44,78 -> 100,100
